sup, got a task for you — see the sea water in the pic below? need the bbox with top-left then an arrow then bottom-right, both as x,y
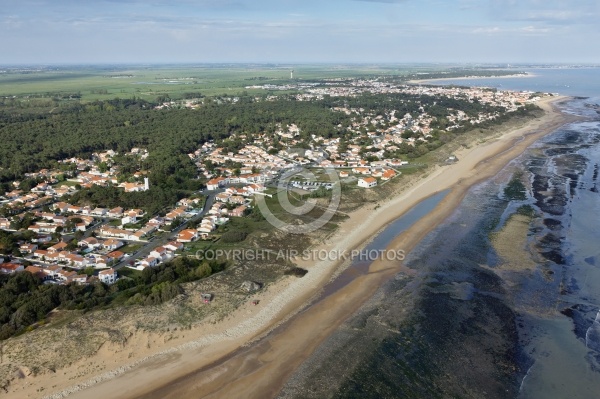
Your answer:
279,68 -> 600,398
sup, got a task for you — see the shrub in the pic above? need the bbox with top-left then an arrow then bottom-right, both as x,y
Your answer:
220,230 -> 248,243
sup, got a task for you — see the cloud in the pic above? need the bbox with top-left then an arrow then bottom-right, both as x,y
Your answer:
487,0 -> 600,25
1,16 -> 23,30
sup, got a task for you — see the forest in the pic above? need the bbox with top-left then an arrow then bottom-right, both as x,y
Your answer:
0,257 -> 226,340
0,92 -> 532,181
0,96 -> 347,184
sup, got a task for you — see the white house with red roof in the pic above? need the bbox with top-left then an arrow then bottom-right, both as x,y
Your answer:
382,169 -> 397,180
140,256 -> 159,268
0,263 -> 24,274
98,268 -> 117,285
164,241 -> 184,252
358,177 -> 378,188
206,177 -> 226,191
177,229 -> 199,243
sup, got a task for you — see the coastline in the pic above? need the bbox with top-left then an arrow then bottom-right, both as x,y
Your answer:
407,73 -> 535,85
6,96 -> 573,399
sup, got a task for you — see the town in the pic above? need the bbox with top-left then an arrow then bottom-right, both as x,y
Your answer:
0,79 -> 544,289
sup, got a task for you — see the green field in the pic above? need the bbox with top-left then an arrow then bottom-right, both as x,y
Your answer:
0,64 -> 454,102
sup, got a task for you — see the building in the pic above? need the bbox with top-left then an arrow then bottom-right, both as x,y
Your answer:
381,169 -> 396,180
107,251 -> 125,262
357,177 -> 377,188
164,241 -> 184,252
98,268 -> 117,285
19,243 -> 38,254
103,239 -> 124,251
177,229 -> 199,243
206,177 -> 226,191
229,205 -> 247,217
108,207 -> 124,218
0,263 -> 24,274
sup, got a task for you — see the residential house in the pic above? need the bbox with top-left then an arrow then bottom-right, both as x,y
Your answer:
215,193 -> 231,203
46,265 -> 63,278
57,269 -> 77,282
90,255 -> 109,268
64,253 -> 87,268
147,216 -> 166,227
164,241 -> 184,252
53,202 -> 71,213
357,177 -> 378,188
165,206 -> 188,221
0,263 -> 24,274
121,182 -> 145,192
107,251 -> 125,263
149,246 -> 169,261
72,274 -> 88,285
32,235 -> 52,244
33,249 -> 49,259
25,265 -> 49,280
128,209 -> 145,217
99,227 -> 131,240
197,220 -> 215,234
98,268 -> 117,285
229,205 -> 247,217
382,169 -> 396,180
177,229 -> 199,243
28,223 -> 60,233
103,239 -> 124,251
208,203 -> 225,215
19,243 -> 38,254
0,218 -> 12,230
206,177 -> 226,191
352,167 -> 371,175
140,256 -> 159,268
67,204 -> 82,214
79,237 -> 101,249
48,241 -> 68,253
121,215 -> 137,225
229,195 -> 245,205
108,207 -> 124,218
91,207 -> 107,216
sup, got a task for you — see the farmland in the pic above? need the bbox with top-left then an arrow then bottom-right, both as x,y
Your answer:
0,64 -> 520,102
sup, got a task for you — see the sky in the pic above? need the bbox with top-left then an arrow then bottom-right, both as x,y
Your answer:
1,0 -> 599,64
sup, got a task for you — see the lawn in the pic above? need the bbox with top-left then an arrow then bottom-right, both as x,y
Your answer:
120,243 -> 144,254
117,267 -> 141,279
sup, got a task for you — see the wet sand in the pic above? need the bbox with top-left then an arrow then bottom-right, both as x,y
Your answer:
33,97 -> 574,399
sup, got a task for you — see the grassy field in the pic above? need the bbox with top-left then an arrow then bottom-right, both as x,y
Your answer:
0,64 -> 446,102
120,243 -> 144,254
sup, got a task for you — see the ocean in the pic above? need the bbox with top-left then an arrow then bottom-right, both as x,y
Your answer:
279,68 -> 600,398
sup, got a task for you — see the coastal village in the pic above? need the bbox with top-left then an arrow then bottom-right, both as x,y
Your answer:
0,80 -> 543,288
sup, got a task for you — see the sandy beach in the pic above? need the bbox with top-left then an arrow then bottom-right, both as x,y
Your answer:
5,96 -> 574,399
